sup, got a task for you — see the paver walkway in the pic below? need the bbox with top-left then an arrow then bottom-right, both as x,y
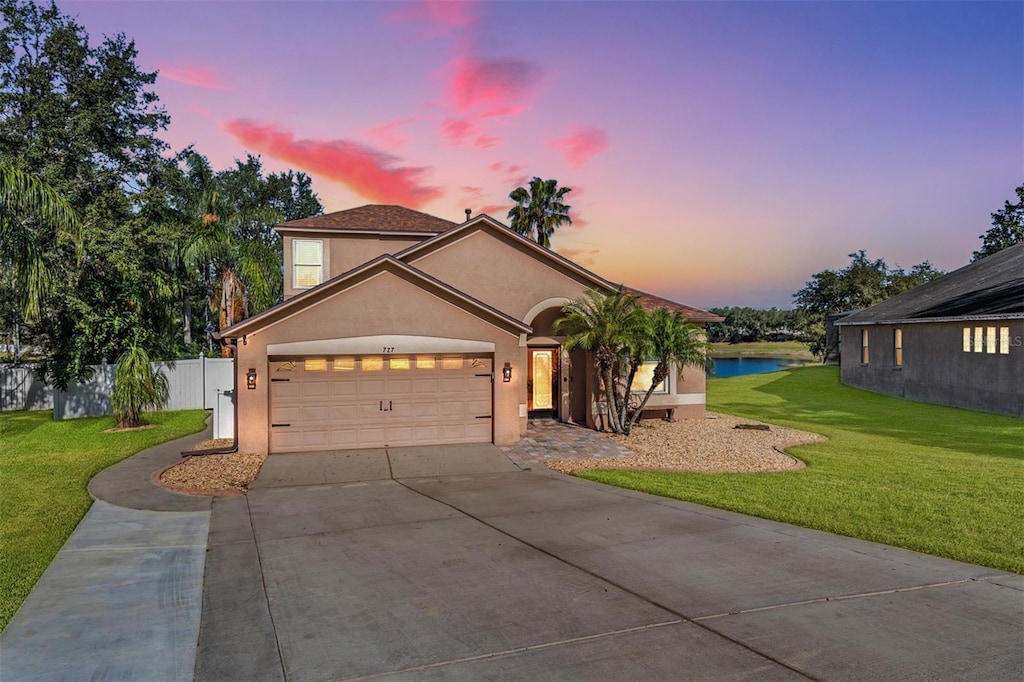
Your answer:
500,418 -> 633,464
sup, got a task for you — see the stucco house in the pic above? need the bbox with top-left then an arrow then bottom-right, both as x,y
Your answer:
216,205 -> 722,455
835,243 -> 1023,417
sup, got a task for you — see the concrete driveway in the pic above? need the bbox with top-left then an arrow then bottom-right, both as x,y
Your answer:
196,445 -> 1023,681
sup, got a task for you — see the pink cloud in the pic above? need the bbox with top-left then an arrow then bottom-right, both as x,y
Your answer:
474,134 -> 499,149
188,104 -> 211,117
386,0 -> 478,36
364,116 -> 423,151
224,119 -> 442,208
460,186 -> 484,198
441,118 -> 502,148
547,126 -> 610,168
447,56 -> 541,113
157,63 -> 228,90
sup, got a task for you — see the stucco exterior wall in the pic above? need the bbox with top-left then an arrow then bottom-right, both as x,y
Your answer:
281,232 -> 425,300
840,319 -> 1023,417
234,272 -> 525,455
407,229 -> 595,320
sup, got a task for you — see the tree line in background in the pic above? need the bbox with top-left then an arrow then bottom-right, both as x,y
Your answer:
1,0 -> 322,390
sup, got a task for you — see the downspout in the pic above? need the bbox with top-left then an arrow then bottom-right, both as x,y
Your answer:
183,340 -> 239,457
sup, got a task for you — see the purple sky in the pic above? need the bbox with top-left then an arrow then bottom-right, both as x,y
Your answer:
64,0 -> 1023,309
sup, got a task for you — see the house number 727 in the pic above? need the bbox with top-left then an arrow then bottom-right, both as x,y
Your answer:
382,347 -> 395,353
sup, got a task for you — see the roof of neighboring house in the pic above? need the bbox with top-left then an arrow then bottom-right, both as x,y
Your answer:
838,243 -> 1024,325
623,287 -> 725,323
276,204 -> 459,233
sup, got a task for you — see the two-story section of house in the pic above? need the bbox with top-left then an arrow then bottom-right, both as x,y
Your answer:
218,205 -> 722,455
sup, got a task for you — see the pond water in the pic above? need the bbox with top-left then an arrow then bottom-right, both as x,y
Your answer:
709,357 -> 807,378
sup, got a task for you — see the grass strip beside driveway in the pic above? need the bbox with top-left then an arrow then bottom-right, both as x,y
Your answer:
578,367 -> 1024,574
0,409 -> 208,630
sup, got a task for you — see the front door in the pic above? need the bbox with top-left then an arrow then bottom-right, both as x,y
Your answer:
527,348 -> 559,418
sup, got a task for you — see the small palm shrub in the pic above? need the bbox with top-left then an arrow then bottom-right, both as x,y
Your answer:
112,344 -> 169,429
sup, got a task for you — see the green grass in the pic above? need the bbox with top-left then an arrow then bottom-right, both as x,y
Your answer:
579,367 -> 1024,573
710,340 -> 814,360
0,409 -> 208,630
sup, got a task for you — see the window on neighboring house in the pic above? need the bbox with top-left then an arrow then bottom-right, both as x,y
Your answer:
986,327 -> 997,354
893,329 -> 903,367
861,329 -> 869,364
974,327 -> 983,352
632,361 -> 669,394
999,327 -> 1010,354
293,239 -> 323,289
963,327 -> 972,352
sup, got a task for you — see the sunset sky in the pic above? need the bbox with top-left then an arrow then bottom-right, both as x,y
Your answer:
64,0 -> 1022,309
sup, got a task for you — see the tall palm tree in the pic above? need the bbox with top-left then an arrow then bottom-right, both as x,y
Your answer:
0,166 -> 81,321
182,175 -> 282,352
555,288 -> 645,433
507,177 -> 572,247
624,308 -> 711,432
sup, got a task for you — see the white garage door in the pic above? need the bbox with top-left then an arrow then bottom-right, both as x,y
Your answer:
269,354 -> 493,452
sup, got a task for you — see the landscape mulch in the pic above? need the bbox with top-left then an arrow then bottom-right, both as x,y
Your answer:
548,413 -> 825,475
158,438 -> 267,495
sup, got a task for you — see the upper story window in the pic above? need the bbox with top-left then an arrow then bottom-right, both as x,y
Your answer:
293,239 -> 323,289
861,329 -> 870,365
893,329 -> 903,367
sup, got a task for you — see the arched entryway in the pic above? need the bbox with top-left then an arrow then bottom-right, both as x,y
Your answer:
523,301 -> 588,424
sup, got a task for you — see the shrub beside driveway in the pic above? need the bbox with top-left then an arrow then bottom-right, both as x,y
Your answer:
579,367 -> 1024,574
0,409 -> 208,630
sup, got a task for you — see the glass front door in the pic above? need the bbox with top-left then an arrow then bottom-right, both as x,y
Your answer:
528,348 -> 558,416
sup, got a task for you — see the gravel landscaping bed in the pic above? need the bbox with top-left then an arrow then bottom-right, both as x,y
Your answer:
158,439 -> 268,495
547,413 -> 825,475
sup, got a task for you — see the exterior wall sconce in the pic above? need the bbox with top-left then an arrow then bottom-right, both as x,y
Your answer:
246,367 -> 257,390
502,362 -> 512,383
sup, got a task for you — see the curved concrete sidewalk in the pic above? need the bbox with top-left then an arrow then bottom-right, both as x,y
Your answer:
0,424 -> 215,681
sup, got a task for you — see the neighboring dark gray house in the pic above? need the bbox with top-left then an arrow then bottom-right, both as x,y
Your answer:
836,243 -> 1023,417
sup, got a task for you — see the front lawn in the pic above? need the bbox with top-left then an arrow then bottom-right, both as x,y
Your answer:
578,367 -> 1024,573
0,409 -> 208,630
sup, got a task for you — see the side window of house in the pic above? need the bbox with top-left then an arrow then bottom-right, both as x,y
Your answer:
632,361 -> 668,394
293,239 -> 323,289
893,329 -> 902,367
861,329 -> 869,365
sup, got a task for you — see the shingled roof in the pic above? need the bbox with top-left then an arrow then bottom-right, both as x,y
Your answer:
624,287 -> 724,323
838,243 -> 1024,324
276,204 -> 458,233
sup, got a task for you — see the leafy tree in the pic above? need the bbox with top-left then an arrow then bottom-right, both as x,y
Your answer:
0,166 -> 80,321
1,0 -> 173,388
507,177 -> 572,247
111,343 -> 169,429
973,184 -> 1024,261
793,251 -> 943,360
706,307 -> 806,343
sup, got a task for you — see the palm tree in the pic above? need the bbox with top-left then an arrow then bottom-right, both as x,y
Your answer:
174,153 -> 283,355
554,288 -> 645,433
624,308 -> 711,432
0,166 -> 81,321
507,177 -> 572,247
112,342 -> 169,428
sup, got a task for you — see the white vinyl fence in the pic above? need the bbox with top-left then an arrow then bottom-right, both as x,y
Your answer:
1,356 -> 234,420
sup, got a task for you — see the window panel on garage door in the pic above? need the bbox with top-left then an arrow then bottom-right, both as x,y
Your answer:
269,354 -> 492,452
